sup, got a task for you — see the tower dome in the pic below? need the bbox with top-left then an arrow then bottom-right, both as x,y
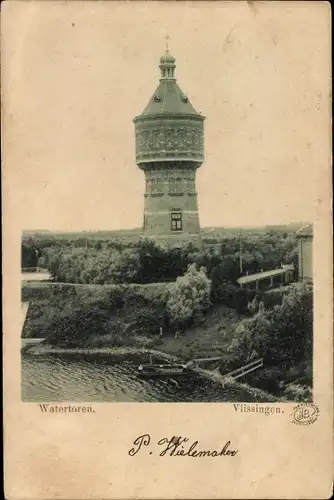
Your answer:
160,53 -> 176,64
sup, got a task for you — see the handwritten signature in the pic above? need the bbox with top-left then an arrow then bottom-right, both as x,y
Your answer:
128,434 -> 238,457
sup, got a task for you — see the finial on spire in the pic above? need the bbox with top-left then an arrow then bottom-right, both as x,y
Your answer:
159,36 -> 176,79
164,33 -> 170,54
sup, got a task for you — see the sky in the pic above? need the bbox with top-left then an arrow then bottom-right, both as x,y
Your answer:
3,1 -> 330,231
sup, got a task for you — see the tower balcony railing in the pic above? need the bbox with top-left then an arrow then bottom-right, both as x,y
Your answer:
136,150 -> 204,163
144,192 -> 164,198
169,191 -> 184,196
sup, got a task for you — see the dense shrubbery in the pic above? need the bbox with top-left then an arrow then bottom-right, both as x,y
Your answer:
226,284 -> 313,369
28,268 -> 211,344
23,284 -> 171,344
283,384 -> 312,402
258,286 -> 297,309
211,283 -> 257,314
22,265 -> 213,344
21,232 -> 299,343
22,230 -> 298,286
46,299 -> 115,346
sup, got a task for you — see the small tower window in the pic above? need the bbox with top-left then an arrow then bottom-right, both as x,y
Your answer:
146,179 -> 152,194
186,178 -> 195,192
169,177 -> 184,194
169,178 -> 176,193
156,178 -> 163,193
171,212 -> 183,232
176,177 -> 183,193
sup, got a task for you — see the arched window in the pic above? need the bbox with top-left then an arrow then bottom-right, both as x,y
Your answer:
146,179 -> 152,194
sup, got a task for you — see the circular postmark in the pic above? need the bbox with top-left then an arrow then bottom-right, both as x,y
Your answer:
291,403 -> 319,425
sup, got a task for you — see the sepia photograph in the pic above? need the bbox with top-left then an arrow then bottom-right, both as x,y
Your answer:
19,7 -> 314,403
3,2 -> 332,499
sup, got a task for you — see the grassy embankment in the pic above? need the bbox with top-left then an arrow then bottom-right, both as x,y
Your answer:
22,281 -> 243,361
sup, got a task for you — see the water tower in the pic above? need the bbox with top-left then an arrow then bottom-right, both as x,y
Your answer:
133,39 -> 205,246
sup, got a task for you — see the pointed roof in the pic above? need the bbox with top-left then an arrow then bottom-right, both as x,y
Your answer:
134,47 -> 204,121
140,80 -> 201,117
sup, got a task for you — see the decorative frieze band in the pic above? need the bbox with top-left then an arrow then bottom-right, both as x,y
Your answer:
135,120 -> 204,162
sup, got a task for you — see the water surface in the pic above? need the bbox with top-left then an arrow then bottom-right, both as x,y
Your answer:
22,352 -> 265,402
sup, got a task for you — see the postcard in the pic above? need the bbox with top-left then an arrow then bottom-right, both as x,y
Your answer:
2,1 -> 333,498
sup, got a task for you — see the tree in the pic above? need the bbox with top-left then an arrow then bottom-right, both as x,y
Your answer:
137,239 -> 167,283
228,308 -> 272,364
21,239 -> 39,268
267,284 -> 313,366
166,263 -> 211,329
108,249 -> 140,283
228,283 -> 313,368
210,257 -> 239,303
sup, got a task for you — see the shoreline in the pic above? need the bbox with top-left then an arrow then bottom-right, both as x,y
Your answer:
21,342 -> 178,361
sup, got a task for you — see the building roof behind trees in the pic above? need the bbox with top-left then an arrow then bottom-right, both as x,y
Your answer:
296,223 -> 313,237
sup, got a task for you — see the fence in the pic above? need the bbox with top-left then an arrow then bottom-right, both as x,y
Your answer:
224,358 -> 263,381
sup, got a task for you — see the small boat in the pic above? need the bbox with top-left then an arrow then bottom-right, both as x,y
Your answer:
137,355 -> 191,378
137,363 -> 189,378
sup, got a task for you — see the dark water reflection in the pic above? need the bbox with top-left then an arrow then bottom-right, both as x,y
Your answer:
21,352 -> 262,402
